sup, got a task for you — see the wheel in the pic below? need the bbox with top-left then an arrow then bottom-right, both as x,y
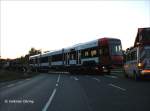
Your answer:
134,73 -> 137,81
133,72 -> 141,81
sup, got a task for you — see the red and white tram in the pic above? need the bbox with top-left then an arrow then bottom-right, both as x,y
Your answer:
29,37 -> 123,74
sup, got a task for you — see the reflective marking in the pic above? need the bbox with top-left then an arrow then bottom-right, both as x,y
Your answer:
26,78 -> 31,81
92,78 -> 100,82
109,84 -> 126,91
56,83 -> 58,87
105,75 -> 118,79
57,74 -> 60,83
7,84 -> 15,87
74,77 -> 79,81
42,88 -> 57,111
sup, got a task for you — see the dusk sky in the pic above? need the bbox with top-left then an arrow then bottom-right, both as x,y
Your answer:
1,1 -> 150,59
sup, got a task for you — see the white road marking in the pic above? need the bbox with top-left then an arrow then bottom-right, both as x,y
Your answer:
92,78 -> 100,82
109,83 -> 126,91
57,74 -> 60,83
26,78 -> 31,81
42,88 -> 57,111
105,75 -> 118,79
7,84 -> 15,87
55,83 -> 58,87
74,77 -> 79,81
48,71 -> 69,74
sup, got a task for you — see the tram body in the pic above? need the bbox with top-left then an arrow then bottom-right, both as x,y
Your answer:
29,37 -> 123,74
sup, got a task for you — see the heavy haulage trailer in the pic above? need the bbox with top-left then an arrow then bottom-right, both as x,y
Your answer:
124,28 -> 150,80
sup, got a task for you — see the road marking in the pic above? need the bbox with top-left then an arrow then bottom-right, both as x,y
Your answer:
92,78 -> 100,82
111,71 -> 123,73
109,83 -> 126,91
57,74 -> 60,83
74,77 -> 79,81
55,83 -> 58,87
48,71 -> 69,74
105,75 -> 118,79
7,84 -> 15,87
26,78 -> 31,81
42,88 -> 57,111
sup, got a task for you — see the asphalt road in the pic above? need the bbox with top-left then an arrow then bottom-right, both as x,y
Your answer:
0,72 -> 150,111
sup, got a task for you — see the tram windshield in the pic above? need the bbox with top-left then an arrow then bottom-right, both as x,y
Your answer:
109,40 -> 122,55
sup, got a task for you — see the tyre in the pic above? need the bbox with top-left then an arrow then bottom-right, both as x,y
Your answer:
134,73 -> 137,80
133,72 -> 140,81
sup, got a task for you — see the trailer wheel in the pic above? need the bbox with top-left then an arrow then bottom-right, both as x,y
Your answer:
133,71 -> 140,81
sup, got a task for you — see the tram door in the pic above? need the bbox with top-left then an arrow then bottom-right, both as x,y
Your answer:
48,56 -> 52,66
99,46 -> 110,66
77,50 -> 81,64
62,49 -> 65,65
65,53 -> 67,65
65,53 -> 69,65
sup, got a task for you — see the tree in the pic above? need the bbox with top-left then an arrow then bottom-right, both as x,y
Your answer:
29,48 -> 41,56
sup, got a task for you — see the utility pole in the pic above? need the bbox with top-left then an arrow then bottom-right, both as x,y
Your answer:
0,1 -> 1,60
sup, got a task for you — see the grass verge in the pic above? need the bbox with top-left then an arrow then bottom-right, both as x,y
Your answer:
0,69 -> 39,83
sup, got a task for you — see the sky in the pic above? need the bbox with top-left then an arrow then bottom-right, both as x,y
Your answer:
1,0 -> 150,59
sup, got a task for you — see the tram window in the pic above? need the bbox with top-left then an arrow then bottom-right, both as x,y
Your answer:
29,59 -> 34,64
71,54 -> 74,60
145,49 -> 150,58
85,51 -> 89,57
52,54 -> 63,61
91,50 -> 97,57
81,49 -> 90,58
69,51 -> 76,60
48,56 -> 52,62
70,54 -> 74,60
141,30 -> 150,41
40,57 -> 48,63
34,59 -> 36,63
81,48 -> 98,58
110,44 -> 122,55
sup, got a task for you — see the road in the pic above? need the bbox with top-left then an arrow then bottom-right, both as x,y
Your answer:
0,72 -> 150,111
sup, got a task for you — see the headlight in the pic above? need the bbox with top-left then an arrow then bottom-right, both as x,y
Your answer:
137,63 -> 144,69
95,67 -> 99,70
138,63 -> 142,67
